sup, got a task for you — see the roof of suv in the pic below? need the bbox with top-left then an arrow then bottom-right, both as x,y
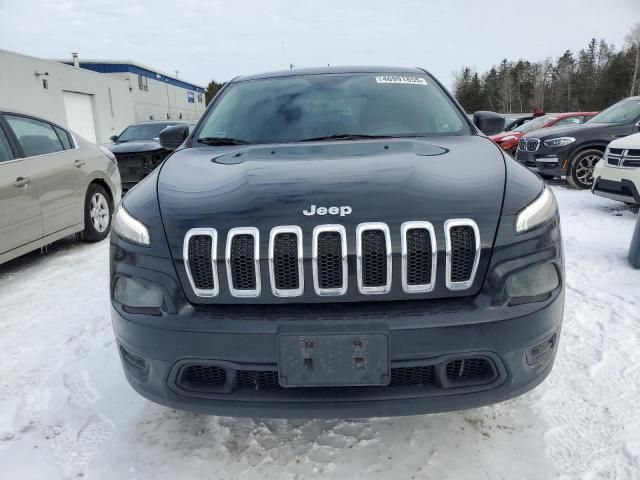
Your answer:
234,66 -> 427,82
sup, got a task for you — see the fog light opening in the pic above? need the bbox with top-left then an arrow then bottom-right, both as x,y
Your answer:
119,345 -> 149,378
113,276 -> 164,309
526,333 -> 557,367
506,263 -> 559,305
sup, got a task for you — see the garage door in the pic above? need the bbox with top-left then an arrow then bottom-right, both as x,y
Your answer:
62,91 -> 97,143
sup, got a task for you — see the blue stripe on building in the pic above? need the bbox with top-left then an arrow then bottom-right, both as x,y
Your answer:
77,63 -> 205,93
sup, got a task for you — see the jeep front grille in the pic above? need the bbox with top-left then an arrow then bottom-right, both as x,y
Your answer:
183,220 -> 481,298
226,227 -> 260,297
313,225 -> 347,296
269,226 -> 303,297
357,223 -> 391,294
401,221 -> 437,293
183,229 -> 219,297
445,220 -> 481,291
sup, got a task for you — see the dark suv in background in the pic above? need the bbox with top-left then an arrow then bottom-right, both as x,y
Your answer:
516,97 -> 640,188
107,120 -> 194,190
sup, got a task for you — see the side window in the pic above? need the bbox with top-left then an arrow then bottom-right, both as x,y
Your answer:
5,115 -> 64,157
554,117 -> 582,126
54,125 -> 73,150
0,126 -> 14,162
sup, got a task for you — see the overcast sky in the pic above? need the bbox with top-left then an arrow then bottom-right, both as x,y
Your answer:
1,0 -> 639,89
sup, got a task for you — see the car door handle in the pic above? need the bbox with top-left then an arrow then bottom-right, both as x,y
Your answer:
73,159 -> 86,168
13,176 -> 31,188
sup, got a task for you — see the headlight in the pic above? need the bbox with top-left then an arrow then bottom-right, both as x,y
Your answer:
543,137 -> 575,147
516,187 -> 558,232
506,263 -> 559,304
112,204 -> 150,245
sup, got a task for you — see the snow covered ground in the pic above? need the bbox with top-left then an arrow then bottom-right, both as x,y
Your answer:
0,184 -> 639,479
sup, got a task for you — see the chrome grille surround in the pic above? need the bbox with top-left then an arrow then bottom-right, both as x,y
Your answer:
183,228 -> 219,297
312,224 -> 348,296
444,219 -> 481,291
268,226 -> 304,297
225,227 -> 261,297
356,222 -> 392,295
518,137 -> 540,152
183,220 -> 482,298
607,149 -> 640,169
401,221 -> 437,293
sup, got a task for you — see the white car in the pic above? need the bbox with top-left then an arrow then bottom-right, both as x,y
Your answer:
0,110 -> 122,264
592,133 -> 640,206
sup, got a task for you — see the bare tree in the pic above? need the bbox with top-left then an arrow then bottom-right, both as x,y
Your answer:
625,23 -> 640,96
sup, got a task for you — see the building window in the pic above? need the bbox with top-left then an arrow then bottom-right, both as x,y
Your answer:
197,93 -> 203,103
138,75 -> 148,91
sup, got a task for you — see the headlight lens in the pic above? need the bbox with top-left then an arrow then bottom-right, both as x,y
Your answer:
506,263 -> 559,303
112,204 -> 150,245
543,137 -> 575,147
113,276 -> 163,307
516,187 -> 557,233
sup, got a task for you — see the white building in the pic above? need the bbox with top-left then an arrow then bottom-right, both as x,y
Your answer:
56,58 -> 207,123
0,49 -> 207,144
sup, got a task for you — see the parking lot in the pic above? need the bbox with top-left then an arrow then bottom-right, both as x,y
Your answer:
0,184 -> 638,479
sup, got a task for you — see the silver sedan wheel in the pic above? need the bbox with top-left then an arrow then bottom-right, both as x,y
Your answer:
90,193 -> 110,233
575,154 -> 600,185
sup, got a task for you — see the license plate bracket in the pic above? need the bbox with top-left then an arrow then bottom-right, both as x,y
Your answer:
277,332 -> 390,387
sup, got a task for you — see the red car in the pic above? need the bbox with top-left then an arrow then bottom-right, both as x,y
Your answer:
491,112 -> 598,156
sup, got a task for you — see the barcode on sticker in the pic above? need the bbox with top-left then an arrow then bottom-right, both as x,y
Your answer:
375,75 -> 428,85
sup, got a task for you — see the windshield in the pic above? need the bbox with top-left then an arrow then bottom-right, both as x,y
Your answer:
516,115 -> 557,133
117,123 -> 180,141
588,99 -> 640,124
196,73 -> 469,144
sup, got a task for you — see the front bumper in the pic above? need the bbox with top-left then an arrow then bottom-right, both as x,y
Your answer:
516,148 -> 570,177
111,289 -> 564,418
592,166 -> 640,205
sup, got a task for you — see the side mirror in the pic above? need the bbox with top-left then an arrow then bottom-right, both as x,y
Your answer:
110,135 -> 118,142
159,124 -> 190,151
473,111 -> 506,136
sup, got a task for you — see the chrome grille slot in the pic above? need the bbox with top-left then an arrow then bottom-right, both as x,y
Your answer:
183,228 -> 219,297
269,226 -> 303,297
357,223 -> 391,294
226,227 -> 260,297
313,225 -> 347,296
401,221 -> 436,293
445,219 -> 480,291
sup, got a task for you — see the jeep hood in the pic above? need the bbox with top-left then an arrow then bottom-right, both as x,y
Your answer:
157,137 -> 507,258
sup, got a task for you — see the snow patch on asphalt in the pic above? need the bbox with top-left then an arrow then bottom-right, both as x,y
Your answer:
0,185 -> 638,479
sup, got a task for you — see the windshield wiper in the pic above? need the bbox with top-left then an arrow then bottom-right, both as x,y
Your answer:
299,134 -> 394,142
197,137 -> 254,146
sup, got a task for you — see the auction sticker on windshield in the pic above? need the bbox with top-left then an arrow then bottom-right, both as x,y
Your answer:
375,75 -> 428,85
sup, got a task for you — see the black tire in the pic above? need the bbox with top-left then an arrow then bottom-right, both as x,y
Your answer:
567,149 -> 603,189
83,183 -> 112,242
